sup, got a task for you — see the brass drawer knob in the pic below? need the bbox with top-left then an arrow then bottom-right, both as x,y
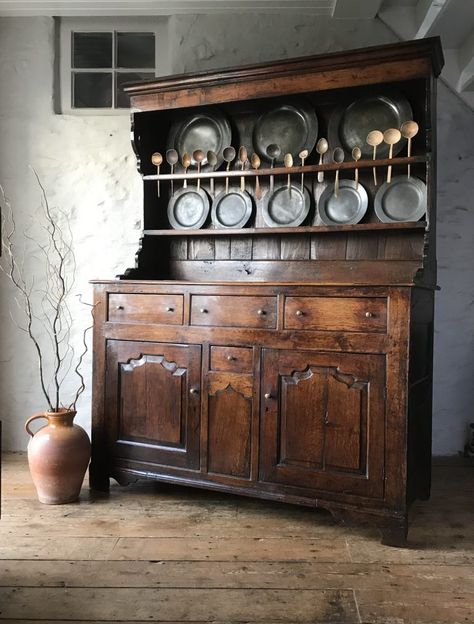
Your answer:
295,310 -> 304,316
257,309 -> 266,316
166,306 -> 174,312
115,305 -> 124,310
264,393 -> 272,400
227,355 -> 235,361
189,388 -> 199,395
200,308 -> 208,314
365,311 -> 374,318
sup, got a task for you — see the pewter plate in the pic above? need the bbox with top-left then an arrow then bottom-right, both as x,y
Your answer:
374,175 -> 427,223
318,179 -> 368,225
167,107 -> 232,170
167,186 -> 210,230
253,97 -> 318,165
262,184 -> 311,228
211,189 -> 253,229
327,91 -> 413,160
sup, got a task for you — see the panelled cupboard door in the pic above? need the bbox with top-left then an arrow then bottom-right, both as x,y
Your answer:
105,340 -> 201,469
260,349 -> 385,498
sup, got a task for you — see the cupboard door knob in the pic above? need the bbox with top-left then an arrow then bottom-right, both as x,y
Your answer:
257,309 -> 265,316
295,310 -> 304,316
189,388 -> 198,395
365,311 -> 373,318
264,393 -> 272,400
227,355 -> 235,361
200,308 -> 208,314
115,305 -> 124,310
166,306 -> 174,312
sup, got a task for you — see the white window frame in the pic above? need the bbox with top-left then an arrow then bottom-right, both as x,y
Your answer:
57,16 -> 170,115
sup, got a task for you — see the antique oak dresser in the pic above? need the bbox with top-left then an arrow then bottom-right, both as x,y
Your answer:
91,38 -> 444,545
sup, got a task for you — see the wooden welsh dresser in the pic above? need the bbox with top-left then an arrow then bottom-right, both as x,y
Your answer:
90,38 -> 444,545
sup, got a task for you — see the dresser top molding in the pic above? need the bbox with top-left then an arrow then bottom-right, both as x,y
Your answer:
124,37 -> 444,112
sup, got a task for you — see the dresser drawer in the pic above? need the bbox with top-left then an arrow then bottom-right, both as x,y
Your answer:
284,296 -> 387,333
108,294 -> 184,324
191,295 -> 277,329
210,346 -> 253,373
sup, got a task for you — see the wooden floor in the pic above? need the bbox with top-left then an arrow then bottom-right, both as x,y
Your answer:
0,453 -> 473,623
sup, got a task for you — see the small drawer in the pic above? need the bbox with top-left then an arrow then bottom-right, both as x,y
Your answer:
210,346 -> 253,373
108,294 -> 184,325
284,296 -> 387,333
191,295 -> 277,329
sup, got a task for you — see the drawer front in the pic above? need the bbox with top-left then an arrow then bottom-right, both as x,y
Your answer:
191,295 -> 277,329
108,294 -> 184,325
284,296 -> 387,333
210,346 -> 253,373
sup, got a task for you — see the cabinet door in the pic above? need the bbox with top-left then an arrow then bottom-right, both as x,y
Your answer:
105,340 -> 201,469
260,349 -> 385,498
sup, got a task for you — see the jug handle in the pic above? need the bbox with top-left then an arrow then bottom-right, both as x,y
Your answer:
25,412 -> 47,437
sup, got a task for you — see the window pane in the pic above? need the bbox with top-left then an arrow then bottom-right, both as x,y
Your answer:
73,72 -> 112,108
116,32 -> 155,68
116,72 -> 155,108
73,32 -> 112,68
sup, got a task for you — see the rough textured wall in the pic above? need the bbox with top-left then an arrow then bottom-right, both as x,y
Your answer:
0,14 -> 472,454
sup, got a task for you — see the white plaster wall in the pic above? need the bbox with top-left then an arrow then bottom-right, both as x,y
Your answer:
0,14 -> 472,454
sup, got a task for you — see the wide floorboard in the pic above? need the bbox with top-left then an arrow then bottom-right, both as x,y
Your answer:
0,453 -> 473,623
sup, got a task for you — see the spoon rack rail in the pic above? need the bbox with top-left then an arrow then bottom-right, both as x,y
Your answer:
142,155 -> 427,181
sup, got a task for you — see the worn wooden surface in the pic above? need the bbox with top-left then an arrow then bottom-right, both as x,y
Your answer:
0,453 -> 473,623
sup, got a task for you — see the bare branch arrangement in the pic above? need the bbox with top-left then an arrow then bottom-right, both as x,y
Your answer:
0,171 -> 93,412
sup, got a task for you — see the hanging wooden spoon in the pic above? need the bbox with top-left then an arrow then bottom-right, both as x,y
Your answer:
299,149 -> 309,191
316,138 -> 328,183
207,150 -> 218,196
366,130 -> 383,186
400,120 -> 419,178
333,147 -> 344,198
239,146 -> 248,192
251,153 -> 262,200
193,149 -> 205,191
352,147 -> 361,190
223,146 -> 236,194
182,152 -> 191,189
284,153 -> 293,189
266,143 -> 281,194
151,152 -> 163,197
383,128 -> 402,183
166,149 -> 178,196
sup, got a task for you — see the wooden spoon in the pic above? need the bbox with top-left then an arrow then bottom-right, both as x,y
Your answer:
151,152 -> 163,197
251,153 -> 262,200
284,153 -> 293,189
223,146 -> 236,194
352,146 -> 361,190
207,150 -> 218,196
239,146 -> 248,192
182,152 -> 191,189
333,147 -> 344,198
266,143 -> 281,194
366,130 -> 384,186
193,149 -> 205,191
316,138 -> 328,183
299,149 -> 309,191
400,120 -> 419,178
383,128 -> 402,183
166,149 -> 178,196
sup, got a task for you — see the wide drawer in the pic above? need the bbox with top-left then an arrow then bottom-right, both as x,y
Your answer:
108,294 -> 184,324
210,346 -> 253,373
191,295 -> 277,329
284,296 -> 387,332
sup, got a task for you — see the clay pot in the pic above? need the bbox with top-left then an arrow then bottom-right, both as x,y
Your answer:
25,408 -> 90,504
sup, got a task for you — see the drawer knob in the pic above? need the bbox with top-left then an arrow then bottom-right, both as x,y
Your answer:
295,310 -> 304,317
115,305 -> 124,310
200,308 -> 208,314
264,392 -> 272,400
365,311 -> 374,318
189,388 -> 199,395
227,355 -> 235,361
257,309 -> 266,316
166,306 -> 174,312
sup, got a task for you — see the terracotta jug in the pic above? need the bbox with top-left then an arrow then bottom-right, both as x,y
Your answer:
25,408 -> 91,504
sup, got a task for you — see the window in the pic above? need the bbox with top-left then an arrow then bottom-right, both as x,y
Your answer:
57,17 -> 170,114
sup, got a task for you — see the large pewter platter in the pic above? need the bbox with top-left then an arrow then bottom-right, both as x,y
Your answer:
374,175 -> 426,223
318,179 -> 368,225
328,90 -> 413,160
168,186 -> 210,230
211,189 -> 253,229
167,107 -> 232,170
262,184 -> 311,227
253,97 -> 318,165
